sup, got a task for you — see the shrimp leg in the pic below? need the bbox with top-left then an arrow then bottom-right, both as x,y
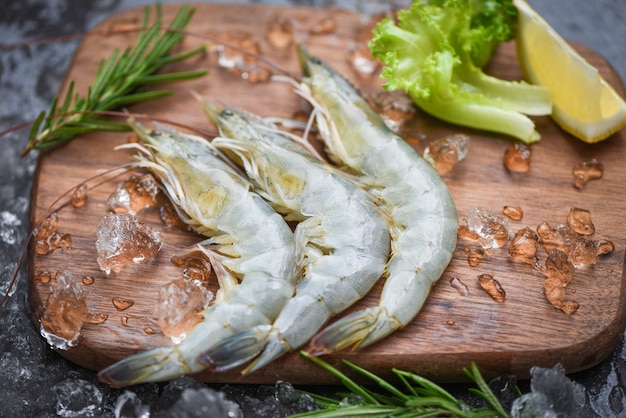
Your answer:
293,46 -> 458,354
98,121 -> 298,387
194,102 -> 390,373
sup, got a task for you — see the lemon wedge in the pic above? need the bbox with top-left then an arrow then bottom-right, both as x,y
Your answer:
514,0 -> 626,143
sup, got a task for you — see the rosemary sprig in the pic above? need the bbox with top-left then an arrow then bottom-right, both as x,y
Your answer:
23,4 -> 207,156
294,352 -> 513,418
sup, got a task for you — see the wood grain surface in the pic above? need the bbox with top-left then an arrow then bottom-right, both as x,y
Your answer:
28,3 -> 626,385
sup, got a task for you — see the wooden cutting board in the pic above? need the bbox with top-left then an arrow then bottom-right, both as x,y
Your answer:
28,3 -> 626,385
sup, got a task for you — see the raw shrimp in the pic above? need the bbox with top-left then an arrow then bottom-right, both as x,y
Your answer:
98,120 -> 298,387
294,46 -> 458,354
195,101 -> 390,373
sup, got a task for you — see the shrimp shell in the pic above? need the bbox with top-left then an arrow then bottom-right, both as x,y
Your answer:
98,121 -> 298,387
294,46 -> 458,354
195,101 -> 391,373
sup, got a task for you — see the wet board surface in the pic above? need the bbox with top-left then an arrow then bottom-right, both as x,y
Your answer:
29,3 -> 626,385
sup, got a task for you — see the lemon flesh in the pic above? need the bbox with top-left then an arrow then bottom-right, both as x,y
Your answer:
514,0 -> 626,143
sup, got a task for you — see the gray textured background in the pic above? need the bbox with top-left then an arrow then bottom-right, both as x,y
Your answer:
1,0 -> 625,416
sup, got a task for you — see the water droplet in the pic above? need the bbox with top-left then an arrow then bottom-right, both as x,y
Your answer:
95,213 -> 163,274
446,320 -> 455,326
596,239 -> 615,256
71,184 -> 89,208
143,327 -> 157,335
477,273 -> 506,303
503,205 -> 524,221
85,313 -> 108,324
467,249 -> 485,267
573,158 -> 603,189
504,142 -> 531,173
508,227 -> 539,265
466,207 -> 510,249
120,316 -> 129,327
449,277 -> 469,296
423,134 -> 469,175
112,296 -> 134,311
265,15 -> 293,49
81,276 -> 95,285
35,271 -> 52,283
566,207 -> 595,235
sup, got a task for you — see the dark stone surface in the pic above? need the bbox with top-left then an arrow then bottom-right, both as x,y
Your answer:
1,1 -> 625,416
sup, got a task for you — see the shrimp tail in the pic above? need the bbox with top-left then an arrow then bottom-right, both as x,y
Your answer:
244,333 -> 291,374
199,325 -> 290,375
307,306 -> 401,356
98,346 -> 189,388
198,325 -> 271,372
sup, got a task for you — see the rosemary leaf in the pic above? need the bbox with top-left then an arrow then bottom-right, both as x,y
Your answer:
158,45 -> 206,65
464,363 -> 511,418
343,361 -> 409,403
59,81 -> 75,114
28,111 -> 47,142
299,352 -> 380,405
395,369 -> 458,404
136,69 -> 209,85
99,90 -> 173,109
23,4 -> 206,155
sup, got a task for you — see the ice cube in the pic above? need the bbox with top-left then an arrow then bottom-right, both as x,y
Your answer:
541,249 -> 575,285
114,391 -> 149,418
157,278 -> 214,343
51,378 -> 103,418
510,365 -> 591,417
210,31 -> 271,83
95,213 -> 163,274
423,134 -> 470,175
566,207 -> 595,235
569,238 -> 598,269
108,174 -> 159,215
39,271 -> 88,350
265,15 -> 293,49
467,207 -> 510,249
536,222 -> 577,254
508,227 -> 539,266
163,387 -> 243,418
